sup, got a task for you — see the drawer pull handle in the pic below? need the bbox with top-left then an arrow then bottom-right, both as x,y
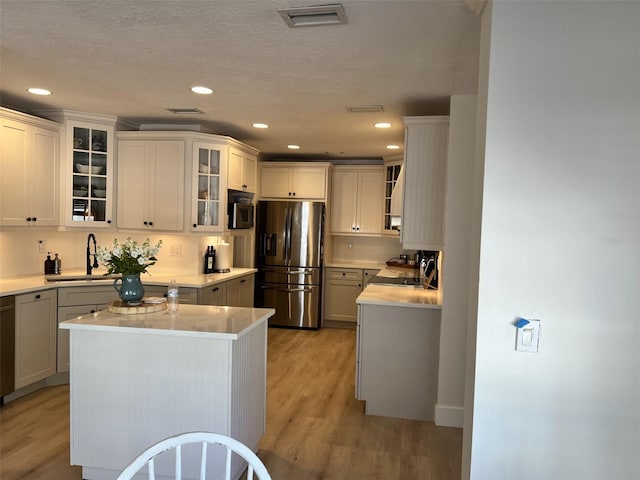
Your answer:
35,294 -> 41,299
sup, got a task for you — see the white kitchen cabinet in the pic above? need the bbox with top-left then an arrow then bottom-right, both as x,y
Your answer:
57,285 -> 116,373
383,158 -> 403,235
190,141 -> 227,232
117,138 -> 185,231
55,112 -> 117,228
401,116 -> 448,250
228,147 -> 257,193
323,268 -> 380,326
260,162 -> 330,200
226,274 -> 254,307
323,268 -> 364,325
0,108 -> 60,226
15,289 -> 57,389
330,166 -> 384,235
356,302 -> 440,421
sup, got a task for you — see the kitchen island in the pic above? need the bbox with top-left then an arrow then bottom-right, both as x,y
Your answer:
60,304 -> 274,480
356,283 -> 441,421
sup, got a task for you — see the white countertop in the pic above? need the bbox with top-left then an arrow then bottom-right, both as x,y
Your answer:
60,304 -> 275,339
357,284 -> 442,309
0,268 -> 256,296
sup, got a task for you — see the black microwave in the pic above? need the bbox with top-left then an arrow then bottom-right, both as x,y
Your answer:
229,202 -> 254,229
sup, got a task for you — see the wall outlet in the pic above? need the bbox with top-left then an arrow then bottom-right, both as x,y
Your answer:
169,244 -> 182,256
38,240 -> 46,253
516,319 -> 540,353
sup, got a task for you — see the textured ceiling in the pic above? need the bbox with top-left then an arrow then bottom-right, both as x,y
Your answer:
0,0 -> 481,161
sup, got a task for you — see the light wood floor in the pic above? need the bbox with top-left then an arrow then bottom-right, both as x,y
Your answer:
0,327 -> 462,479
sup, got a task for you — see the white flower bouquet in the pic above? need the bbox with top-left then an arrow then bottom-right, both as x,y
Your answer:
96,238 -> 162,276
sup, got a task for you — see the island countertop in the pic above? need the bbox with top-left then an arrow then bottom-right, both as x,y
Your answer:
60,304 -> 275,339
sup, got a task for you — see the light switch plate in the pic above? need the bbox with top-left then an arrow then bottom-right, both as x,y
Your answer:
516,319 -> 540,353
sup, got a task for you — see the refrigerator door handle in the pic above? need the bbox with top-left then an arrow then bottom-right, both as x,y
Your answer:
260,268 -> 312,275
283,206 -> 290,263
259,285 -> 314,293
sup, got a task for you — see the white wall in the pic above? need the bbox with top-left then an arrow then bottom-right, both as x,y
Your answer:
0,228 -> 228,278
469,1 -> 640,478
436,95 -> 477,427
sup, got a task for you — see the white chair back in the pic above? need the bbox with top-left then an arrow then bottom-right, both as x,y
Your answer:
116,431 -> 271,480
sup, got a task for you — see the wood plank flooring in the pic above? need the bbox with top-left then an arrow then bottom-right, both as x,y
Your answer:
0,327 -> 461,479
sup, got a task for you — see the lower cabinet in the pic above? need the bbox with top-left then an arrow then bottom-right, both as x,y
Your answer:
199,274 -> 254,307
142,285 -> 199,304
15,289 -> 57,389
323,268 -> 380,326
226,275 -> 255,307
198,283 -> 227,306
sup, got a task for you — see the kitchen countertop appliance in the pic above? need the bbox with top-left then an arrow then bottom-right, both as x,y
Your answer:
254,201 -> 324,328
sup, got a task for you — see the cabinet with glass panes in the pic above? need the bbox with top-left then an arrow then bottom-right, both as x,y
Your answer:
59,113 -> 116,227
191,142 -> 226,232
384,159 -> 402,235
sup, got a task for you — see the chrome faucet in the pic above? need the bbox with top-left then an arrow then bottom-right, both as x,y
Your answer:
86,233 -> 99,275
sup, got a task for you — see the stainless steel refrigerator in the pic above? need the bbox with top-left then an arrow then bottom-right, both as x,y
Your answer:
254,201 -> 324,328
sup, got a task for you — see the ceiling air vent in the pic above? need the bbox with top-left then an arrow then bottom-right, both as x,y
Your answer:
166,108 -> 204,114
346,105 -> 384,113
278,4 -> 347,28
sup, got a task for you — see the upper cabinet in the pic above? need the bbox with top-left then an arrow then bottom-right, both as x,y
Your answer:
228,146 -> 258,193
330,166 -> 384,235
191,141 -> 227,232
401,116 -> 448,250
0,108 -> 60,226
383,158 -> 403,236
259,162 -> 330,200
117,134 -> 185,231
57,112 -> 116,228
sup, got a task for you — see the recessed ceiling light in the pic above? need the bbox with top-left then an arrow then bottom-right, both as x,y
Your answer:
27,87 -> 51,96
386,145 -> 400,150
191,86 -> 213,95
287,145 -> 301,150
374,122 -> 391,128
252,123 -> 269,129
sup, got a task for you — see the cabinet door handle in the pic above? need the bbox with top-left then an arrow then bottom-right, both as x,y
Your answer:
35,294 -> 41,299
143,221 -> 148,225
90,309 -> 96,313
26,217 -> 32,222
32,217 -> 37,222
342,272 -> 346,276
213,287 -> 219,292
107,220 -> 112,224
148,221 -> 154,226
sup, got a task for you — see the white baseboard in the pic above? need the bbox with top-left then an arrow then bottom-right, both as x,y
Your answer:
434,404 -> 464,428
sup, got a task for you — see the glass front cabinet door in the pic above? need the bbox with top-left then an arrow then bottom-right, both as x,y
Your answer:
62,116 -> 115,227
191,142 -> 227,232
